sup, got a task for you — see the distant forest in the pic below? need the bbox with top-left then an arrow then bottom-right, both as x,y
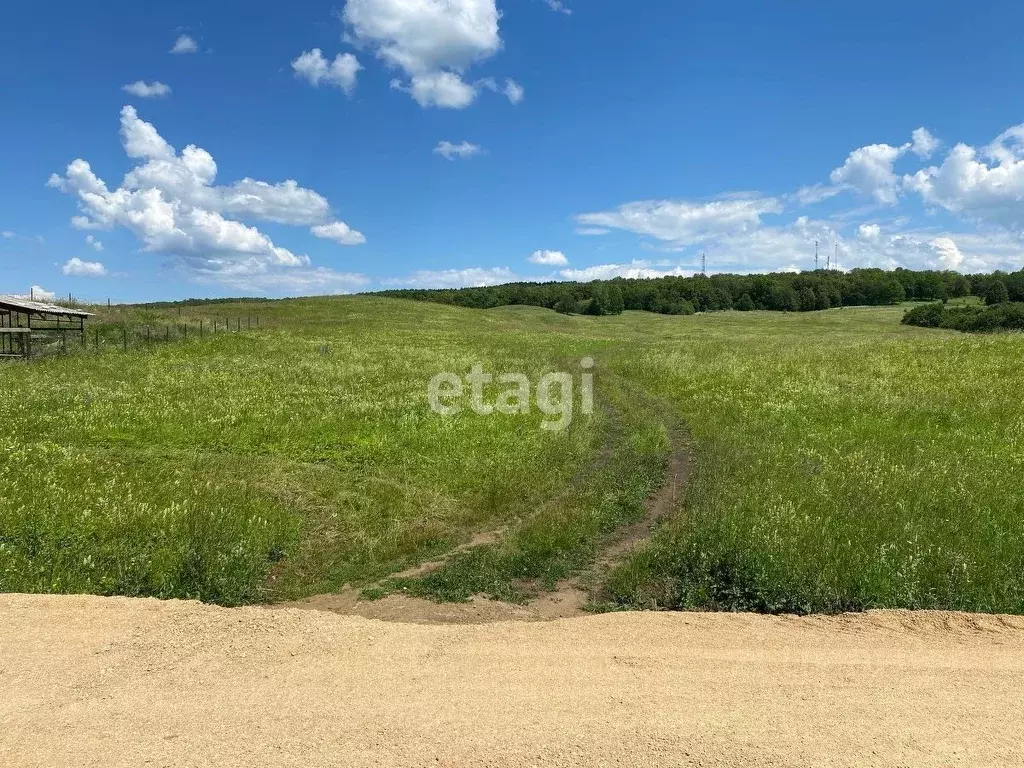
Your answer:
379,268 -> 1024,316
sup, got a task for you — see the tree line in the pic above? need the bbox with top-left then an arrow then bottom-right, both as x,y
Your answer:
378,268 -> 1024,316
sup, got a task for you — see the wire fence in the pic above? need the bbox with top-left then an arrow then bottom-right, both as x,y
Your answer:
28,315 -> 263,359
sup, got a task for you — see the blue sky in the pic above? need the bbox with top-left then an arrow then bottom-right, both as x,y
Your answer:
3,0 -> 1024,302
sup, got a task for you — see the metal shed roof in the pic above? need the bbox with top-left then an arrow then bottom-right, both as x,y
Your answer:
0,295 -> 93,318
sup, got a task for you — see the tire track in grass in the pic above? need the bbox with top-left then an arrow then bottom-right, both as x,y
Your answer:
273,375 -> 697,623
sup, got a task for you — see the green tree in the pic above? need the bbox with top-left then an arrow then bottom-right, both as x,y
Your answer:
798,288 -> 818,312
607,283 -> 625,315
553,297 -> 574,315
585,284 -> 610,316
985,280 -> 1010,305
735,293 -> 756,311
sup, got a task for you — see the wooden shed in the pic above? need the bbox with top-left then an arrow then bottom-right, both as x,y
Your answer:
0,296 -> 92,359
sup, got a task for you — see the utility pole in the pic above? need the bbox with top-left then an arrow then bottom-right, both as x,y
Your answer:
826,248 -> 831,271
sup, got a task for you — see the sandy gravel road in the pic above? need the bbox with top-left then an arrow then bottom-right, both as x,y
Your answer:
3,594 -> 1024,767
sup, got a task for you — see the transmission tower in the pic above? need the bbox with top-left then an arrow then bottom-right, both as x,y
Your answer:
815,240 -> 819,271
701,252 -> 707,276
834,244 -> 839,272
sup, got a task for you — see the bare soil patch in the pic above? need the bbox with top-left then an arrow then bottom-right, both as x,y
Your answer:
4,593 -> 1024,768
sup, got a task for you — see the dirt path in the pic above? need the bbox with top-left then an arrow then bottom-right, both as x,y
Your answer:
279,412 -> 693,624
3,594 -> 1024,767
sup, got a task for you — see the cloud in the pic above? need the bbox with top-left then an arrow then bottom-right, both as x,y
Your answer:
71,215 -> 104,231
208,267 -> 369,296
21,286 -> 57,302
292,49 -> 362,94
544,0 -> 572,14
700,216 -> 1022,274
910,127 -> 939,159
828,127 -> 938,204
433,140 -> 482,160
528,249 -> 569,266
170,35 -> 198,54
575,227 -> 610,236
559,260 -> 690,281
903,124 -> 1024,232
391,71 -> 478,108
481,77 -> 524,104
576,196 -> 783,247
2,231 -> 13,239
342,0 -> 513,109
62,257 -> 107,277
792,183 -> 843,206
48,106 -> 364,289
311,221 -> 367,245
857,223 -> 881,241
503,79 -> 525,105
383,266 -> 517,288
122,81 -> 171,98
829,142 -> 906,205
85,234 -> 103,251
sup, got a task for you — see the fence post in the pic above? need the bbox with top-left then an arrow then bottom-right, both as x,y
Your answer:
122,326 -> 127,352
95,328 -> 99,351
200,319 -> 204,338
183,323 -> 188,341
147,326 -> 152,346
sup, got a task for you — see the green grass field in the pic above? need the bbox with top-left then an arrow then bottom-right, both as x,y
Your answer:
2,297 -> 1023,613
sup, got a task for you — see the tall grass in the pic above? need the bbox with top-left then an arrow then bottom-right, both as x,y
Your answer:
0,298 -> 610,604
4,297 -> 1024,614
605,307 -> 1024,613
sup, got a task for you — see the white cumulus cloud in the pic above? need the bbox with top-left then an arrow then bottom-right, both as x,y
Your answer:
528,249 -> 569,266
911,127 -> 939,159
47,106 -> 364,288
830,142 -> 906,205
391,71 -> 478,109
311,221 -> 367,245
560,261 -> 690,281
208,267 -> 369,296
545,0 -> 572,15
903,124 -> 1024,233
576,196 -> 783,247
829,127 -> 939,204
170,35 -> 198,54
503,79 -> 525,105
433,140 -> 482,160
857,223 -> 881,241
122,81 -> 171,98
383,266 -> 516,288
292,49 -> 362,94
342,0 -> 514,109
85,234 -> 103,251
18,286 -> 57,301
62,257 -> 107,277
